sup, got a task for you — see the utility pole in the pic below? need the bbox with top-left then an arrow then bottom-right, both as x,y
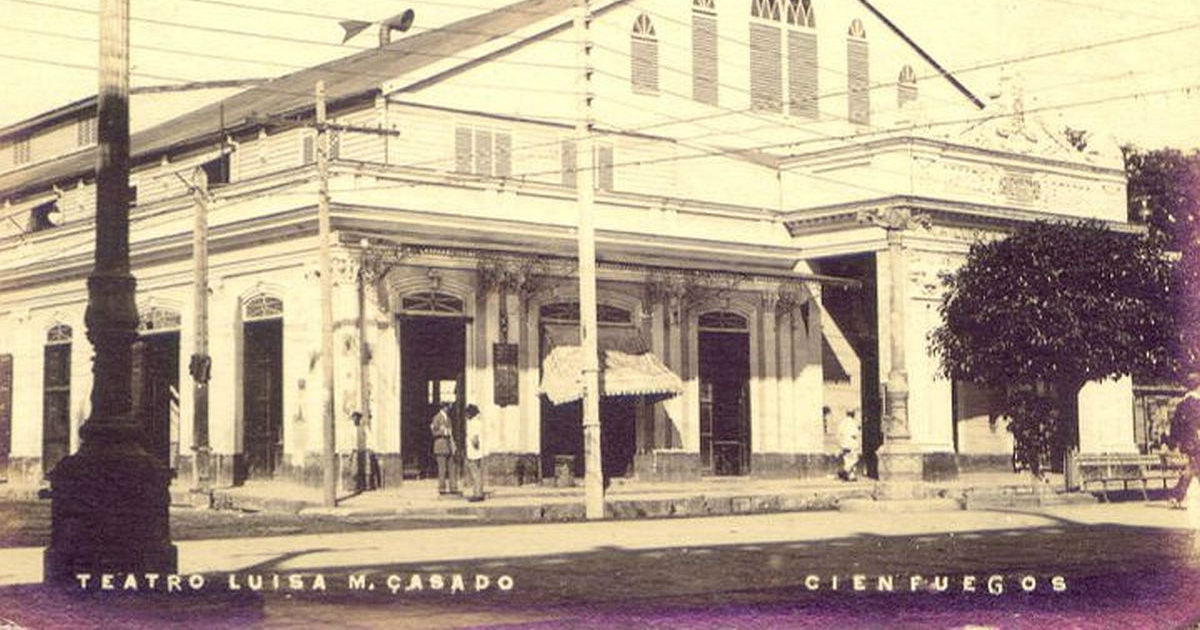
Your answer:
44,0 -> 177,583
316,81 -> 337,508
188,166 -> 212,503
574,0 -> 604,520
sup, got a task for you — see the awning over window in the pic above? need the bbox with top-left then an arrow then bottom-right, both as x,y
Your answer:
538,324 -> 683,406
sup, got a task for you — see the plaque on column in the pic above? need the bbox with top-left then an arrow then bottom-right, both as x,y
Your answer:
494,342 -> 519,406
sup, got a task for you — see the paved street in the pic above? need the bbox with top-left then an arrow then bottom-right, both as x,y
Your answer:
0,502 -> 1197,628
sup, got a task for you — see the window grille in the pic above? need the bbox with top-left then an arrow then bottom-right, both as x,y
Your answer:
138,306 -> 182,333
46,324 -> 73,344
243,294 -> 284,320
847,19 -> 870,125
898,64 -> 918,107
401,292 -> 464,314
699,311 -> 749,331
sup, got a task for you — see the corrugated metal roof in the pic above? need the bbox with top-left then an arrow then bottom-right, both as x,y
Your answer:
0,0 -> 571,196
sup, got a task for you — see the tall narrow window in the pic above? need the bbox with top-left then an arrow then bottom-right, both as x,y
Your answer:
898,64 -> 918,108
847,19 -> 870,125
561,139 -> 578,188
786,0 -> 818,118
454,127 -> 473,173
631,14 -> 659,94
42,324 -> 72,475
692,0 -> 718,105
750,0 -> 784,112
76,117 -> 97,147
595,144 -> 614,191
12,138 -> 31,166
302,133 -> 316,165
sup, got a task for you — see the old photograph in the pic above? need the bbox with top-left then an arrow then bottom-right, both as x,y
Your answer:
0,0 -> 1198,627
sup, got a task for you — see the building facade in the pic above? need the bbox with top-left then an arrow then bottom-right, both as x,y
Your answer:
0,0 -> 1137,489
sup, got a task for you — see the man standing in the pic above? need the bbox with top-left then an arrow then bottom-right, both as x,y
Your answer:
430,403 -> 457,495
838,409 -> 861,482
464,404 -> 485,502
1168,374 -> 1200,509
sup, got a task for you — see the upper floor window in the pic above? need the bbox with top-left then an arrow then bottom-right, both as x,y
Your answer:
631,13 -> 660,95
559,138 -> 614,191
847,19 -> 870,125
898,64 -> 918,108
692,0 -> 718,105
12,138 -> 31,166
750,0 -> 816,116
786,0 -> 818,118
786,0 -> 815,27
302,130 -> 340,165
77,117 -> 98,147
29,200 -> 61,232
201,154 -> 231,187
455,126 -> 512,178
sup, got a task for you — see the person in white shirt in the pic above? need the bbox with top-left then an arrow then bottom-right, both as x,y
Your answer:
838,409 -> 861,482
464,404 -> 485,502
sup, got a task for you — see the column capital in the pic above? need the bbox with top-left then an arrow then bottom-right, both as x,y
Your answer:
857,207 -> 932,237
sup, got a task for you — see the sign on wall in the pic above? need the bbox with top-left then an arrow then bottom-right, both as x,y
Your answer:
493,343 -> 519,407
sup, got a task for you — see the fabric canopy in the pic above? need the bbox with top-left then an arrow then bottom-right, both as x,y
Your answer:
539,345 -> 684,406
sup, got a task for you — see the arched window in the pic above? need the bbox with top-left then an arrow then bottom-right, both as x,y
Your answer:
692,0 -> 718,105
243,294 -> 284,320
46,323 -> 72,344
401,291 -> 464,314
847,19 -> 870,125
749,0 -> 784,112
897,64 -> 918,108
786,0 -> 818,118
540,302 -> 632,325
698,311 -> 748,331
138,306 -> 182,333
631,13 -> 659,95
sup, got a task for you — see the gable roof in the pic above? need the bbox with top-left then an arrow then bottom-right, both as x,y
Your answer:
1,0 -> 980,197
0,0 -> 575,196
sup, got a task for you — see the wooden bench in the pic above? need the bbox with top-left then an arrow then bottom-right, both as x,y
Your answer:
1076,453 -> 1188,501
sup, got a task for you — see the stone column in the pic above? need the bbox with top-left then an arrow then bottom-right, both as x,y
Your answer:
858,207 -> 930,493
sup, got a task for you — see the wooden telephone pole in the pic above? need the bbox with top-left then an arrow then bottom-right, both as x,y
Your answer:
316,81 -> 337,508
574,0 -> 604,520
189,166 -> 212,502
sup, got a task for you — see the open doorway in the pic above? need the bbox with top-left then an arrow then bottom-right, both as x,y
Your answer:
242,318 -> 282,481
699,323 -> 751,476
400,316 -> 466,479
136,331 -> 180,471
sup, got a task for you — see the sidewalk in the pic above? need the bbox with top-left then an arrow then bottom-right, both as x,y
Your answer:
170,471 -> 1085,521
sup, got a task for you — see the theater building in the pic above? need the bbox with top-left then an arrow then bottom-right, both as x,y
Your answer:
0,0 -> 1137,489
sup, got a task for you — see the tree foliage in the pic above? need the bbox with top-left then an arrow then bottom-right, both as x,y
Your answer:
1123,146 -> 1200,252
931,220 -> 1176,473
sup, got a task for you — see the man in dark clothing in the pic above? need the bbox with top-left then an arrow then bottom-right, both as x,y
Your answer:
1168,375 -> 1200,508
430,403 -> 457,495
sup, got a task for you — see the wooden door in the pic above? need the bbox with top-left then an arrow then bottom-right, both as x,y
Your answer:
42,344 -> 71,475
243,320 -> 282,479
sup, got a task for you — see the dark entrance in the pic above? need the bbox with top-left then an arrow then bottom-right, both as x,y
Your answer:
537,303 -> 639,481
135,332 -> 180,470
42,331 -> 71,476
699,328 -> 751,476
539,397 -> 638,479
400,316 -> 466,479
242,319 -> 283,481
0,354 -> 12,477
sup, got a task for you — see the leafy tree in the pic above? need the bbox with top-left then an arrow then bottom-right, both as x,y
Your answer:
931,220 -> 1176,474
1123,146 -> 1200,251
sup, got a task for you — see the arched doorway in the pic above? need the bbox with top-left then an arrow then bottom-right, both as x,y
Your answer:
135,305 -> 181,471
42,323 -> 72,476
698,311 -> 751,475
241,293 -> 283,482
398,290 -> 467,480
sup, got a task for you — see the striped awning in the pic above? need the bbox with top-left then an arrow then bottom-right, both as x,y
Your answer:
539,345 -> 684,406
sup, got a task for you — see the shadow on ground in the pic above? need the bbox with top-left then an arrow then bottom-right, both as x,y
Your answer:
0,519 -> 1196,629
